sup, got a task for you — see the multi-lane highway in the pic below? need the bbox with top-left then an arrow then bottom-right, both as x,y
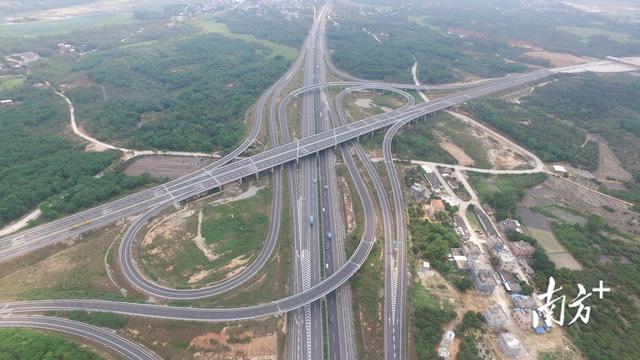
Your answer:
0,5 -> 565,359
0,66 -> 551,265
3,2 -> 639,359
1,70 -> 555,312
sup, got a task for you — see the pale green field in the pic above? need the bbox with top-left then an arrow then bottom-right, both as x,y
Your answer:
556,25 -> 635,43
0,12 -> 133,37
193,15 -> 298,60
0,76 -> 25,92
408,15 -> 445,35
525,226 -> 583,270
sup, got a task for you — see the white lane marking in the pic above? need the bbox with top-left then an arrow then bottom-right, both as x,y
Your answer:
204,169 -> 220,186
161,184 -> 175,200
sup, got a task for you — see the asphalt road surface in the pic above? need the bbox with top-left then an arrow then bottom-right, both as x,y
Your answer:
0,315 -> 160,360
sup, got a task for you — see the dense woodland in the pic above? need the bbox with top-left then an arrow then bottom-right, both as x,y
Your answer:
346,0 -> 639,59
526,73 -> 640,173
0,328 -> 99,360
216,7 -> 312,48
68,34 -> 290,152
328,5 -> 531,84
467,98 -> 600,171
0,87 -> 112,226
329,0 -> 639,83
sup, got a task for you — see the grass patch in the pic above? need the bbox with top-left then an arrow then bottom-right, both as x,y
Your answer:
434,113 -> 492,168
66,311 -> 129,329
409,282 -> 456,360
139,186 -> 272,288
556,26 -> 635,43
171,180 -> 292,308
407,16 -> 445,35
350,237 -> 384,359
193,16 -> 297,59
0,226 -> 142,302
201,188 -> 271,260
0,76 -> 25,91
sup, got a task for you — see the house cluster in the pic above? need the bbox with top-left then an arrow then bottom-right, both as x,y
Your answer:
4,52 -> 40,68
449,239 -> 497,293
484,294 -> 548,358
438,166 -> 461,192
57,43 -> 77,54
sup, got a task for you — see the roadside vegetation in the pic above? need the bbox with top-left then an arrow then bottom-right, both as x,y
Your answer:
468,173 -> 548,220
66,310 -> 129,329
408,204 -> 472,292
0,86 -> 159,227
0,225 -> 140,302
0,328 -> 100,360
468,73 -> 640,175
410,281 -> 456,359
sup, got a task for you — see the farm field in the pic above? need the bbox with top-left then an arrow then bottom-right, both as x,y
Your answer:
525,226 -> 583,271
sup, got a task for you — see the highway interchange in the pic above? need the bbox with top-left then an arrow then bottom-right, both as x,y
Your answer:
0,1 -> 604,359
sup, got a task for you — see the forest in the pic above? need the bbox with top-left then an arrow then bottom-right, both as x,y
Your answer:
68,33 -> 290,152
215,7 -> 312,48
525,73 -> 640,174
467,98 -> 600,170
346,0 -> 639,59
0,328 -> 99,360
327,4 -> 531,84
0,87 -> 114,227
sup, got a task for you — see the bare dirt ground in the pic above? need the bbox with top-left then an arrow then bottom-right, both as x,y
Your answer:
190,326 -> 278,360
437,136 -> 475,167
122,317 -> 282,360
124,155 -> 216,179
524,50 -> 591,67
445,111 -> 533,170
589,134 -> 633,183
